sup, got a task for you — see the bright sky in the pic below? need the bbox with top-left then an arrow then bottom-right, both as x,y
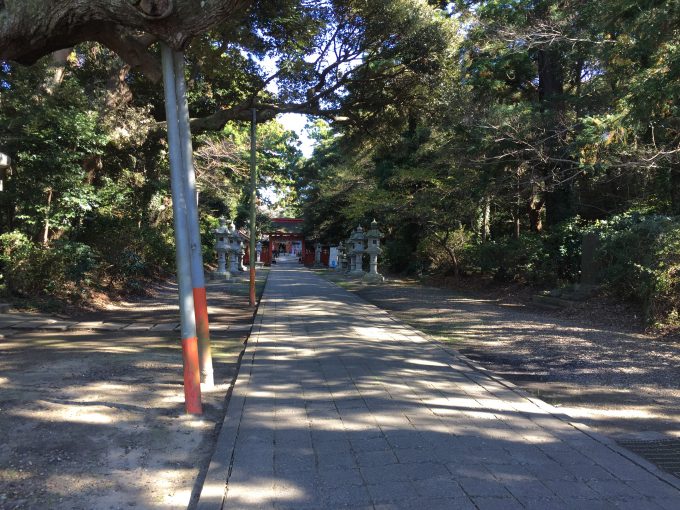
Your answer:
278,112 -> 316,159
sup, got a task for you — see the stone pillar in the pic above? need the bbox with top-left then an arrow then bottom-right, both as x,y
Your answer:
349,225 -> 366,277
213,217 -> 230,278
313,242 -> 324,268
228,221 -> 240,275
336,242 -> 346,272
238,241 -> 247,271
256,241 -> 262,263
363,219 -> 384,283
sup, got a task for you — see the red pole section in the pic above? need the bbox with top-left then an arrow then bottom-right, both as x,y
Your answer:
182,336 -> 202,414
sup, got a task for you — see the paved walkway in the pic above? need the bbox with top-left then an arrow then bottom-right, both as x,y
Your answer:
199,265 -> 680,509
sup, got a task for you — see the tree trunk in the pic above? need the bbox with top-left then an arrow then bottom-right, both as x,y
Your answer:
481,195 -> 491,242
527,193 -> 544,232
43,188 -> 53,245
0,0 -> 251,81
670,166 -> 680,215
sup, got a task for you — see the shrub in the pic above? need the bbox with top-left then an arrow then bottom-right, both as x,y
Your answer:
590,212 -> 680,329
0,231 -> 98,300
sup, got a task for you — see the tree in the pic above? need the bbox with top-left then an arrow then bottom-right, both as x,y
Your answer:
0,0 -> 250,81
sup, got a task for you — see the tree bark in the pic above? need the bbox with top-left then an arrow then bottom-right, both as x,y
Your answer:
0,0 -> 251,81
671,166 -> 680,215
43,188 -> 52,245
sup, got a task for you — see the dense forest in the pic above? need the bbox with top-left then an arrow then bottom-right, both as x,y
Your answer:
0,0 -> 678,332
298,0 -> 680,333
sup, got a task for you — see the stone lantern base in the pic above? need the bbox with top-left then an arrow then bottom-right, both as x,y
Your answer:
362,272 -> 384,283
209,269 -> 231,281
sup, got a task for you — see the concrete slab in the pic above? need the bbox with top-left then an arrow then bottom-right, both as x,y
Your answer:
71,321 -> 104,330
150,323 -> 180,332
121,323 -> 154,331
94,322 -> 127,331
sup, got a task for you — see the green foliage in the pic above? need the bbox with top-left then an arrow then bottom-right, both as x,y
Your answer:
590,213 -> 680,329
0,232 -> 97,301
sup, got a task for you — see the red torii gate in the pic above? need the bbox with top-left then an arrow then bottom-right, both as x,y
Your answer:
265,218 -> 306,265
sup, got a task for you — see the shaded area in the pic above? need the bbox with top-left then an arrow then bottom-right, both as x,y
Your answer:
0,273 -> 267,510
332,277 -> 680,441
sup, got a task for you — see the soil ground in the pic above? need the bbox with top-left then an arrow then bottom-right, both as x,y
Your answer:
319,272 -> 680,442
0,270 -> 268,510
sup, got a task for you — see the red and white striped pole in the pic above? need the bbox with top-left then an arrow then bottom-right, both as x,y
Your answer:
161,44 -> 202,414
173,51 -> 214,388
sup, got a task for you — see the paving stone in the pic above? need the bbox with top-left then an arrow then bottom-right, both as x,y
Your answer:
457,477 -> 512,498
471,496 -> 524,510
150,322 -> 179,331
121,323 -> 154,331
323,484 -> 372,507
367,480 -> 418,503
355,449 -> 399,467
412,476 -> 466,499
71,320 -> 103,329
317,468 -> 364,489
96,322 -> 128,331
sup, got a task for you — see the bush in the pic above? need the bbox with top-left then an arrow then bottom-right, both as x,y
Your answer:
463,217 -> 585,286
0,232 -> 98,300
590,212 -> 680,330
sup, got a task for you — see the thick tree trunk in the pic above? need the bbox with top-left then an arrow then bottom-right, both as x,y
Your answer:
528,195 -> 544,232
670,166 -> 680,215
481,195 -> 491,242
0,0 -> 251,81
43,188 -> 52,245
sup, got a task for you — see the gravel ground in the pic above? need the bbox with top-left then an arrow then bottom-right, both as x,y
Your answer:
333,276 -> 680,442
0,272 -> 267,510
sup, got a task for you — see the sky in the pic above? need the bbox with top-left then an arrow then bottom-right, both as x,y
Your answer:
278,112 -> 316,159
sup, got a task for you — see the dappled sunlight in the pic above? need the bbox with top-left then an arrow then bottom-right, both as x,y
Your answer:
405,358 -> 449,367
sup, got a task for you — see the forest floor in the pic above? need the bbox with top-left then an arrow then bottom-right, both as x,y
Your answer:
320,271 -> 680,443
0,270 -> 268,510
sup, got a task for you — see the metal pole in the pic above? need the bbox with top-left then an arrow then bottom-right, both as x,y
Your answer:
173,51 -> 214,388
249,108 -> 257,307
161,44 -> 202,414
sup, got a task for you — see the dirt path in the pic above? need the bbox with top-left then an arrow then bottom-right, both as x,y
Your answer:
329,276 -> 680,443
0,272 -> 267,510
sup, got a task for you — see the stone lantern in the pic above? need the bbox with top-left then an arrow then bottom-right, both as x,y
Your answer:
336,242 -> 346,272
363,219 -> 384,282
349,225 -> 366,277
238,239 -> 247,271
227,220 -> 240,275
313,242 -> 324,268
345,232 -> 355,273
256,241 -> 262,263
213,217 -> 230,278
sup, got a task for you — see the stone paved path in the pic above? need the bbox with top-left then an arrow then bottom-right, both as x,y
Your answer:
199,265 -> 680,509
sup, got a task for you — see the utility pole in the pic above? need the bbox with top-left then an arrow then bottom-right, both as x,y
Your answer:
249,108 -> 257,307
160,44 -> 202,414
173,51 -> 214,388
